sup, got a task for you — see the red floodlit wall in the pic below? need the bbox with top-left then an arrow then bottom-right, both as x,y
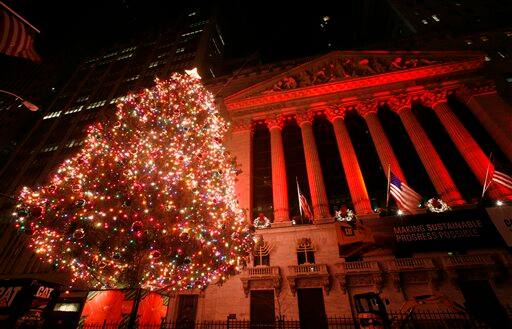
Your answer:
137,292 -> 168,324
80,290 -> 168,325
81,290 -> 129,324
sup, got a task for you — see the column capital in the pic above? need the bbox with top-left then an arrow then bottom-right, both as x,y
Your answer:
295,111 -> 316,126
325,106 -> 346,122
265,115 -> 286,130
421,89 -> 452,108
357,100 -> 379,118
231,118 -> 253,133
388,95 -> 412,113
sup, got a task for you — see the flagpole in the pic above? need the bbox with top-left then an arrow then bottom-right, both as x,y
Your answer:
296,177 -> 302,218
386,164 -> 391,208
0,1 -> 40,33
481,152 -> 492,198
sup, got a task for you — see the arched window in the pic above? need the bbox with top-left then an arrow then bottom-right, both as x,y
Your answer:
296,238 -> 315,265
253,239 -> 270,267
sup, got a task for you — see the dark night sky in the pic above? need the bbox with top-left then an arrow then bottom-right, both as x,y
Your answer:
3,0 -> 397,62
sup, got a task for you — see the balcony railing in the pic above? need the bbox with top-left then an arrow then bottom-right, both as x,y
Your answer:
442,254 -> 495,268
339,260 -> 380,273
247,266 -> 280,277
288,263 -> 328,276
387,257 -> 436,271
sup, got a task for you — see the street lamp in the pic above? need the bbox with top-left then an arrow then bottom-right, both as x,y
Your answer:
0,89 -> 39,111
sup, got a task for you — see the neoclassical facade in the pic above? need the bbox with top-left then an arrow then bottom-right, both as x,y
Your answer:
163,50 -> 512,323
223,51 -> 511,223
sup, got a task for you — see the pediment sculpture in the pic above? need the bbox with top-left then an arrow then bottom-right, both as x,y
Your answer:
264,55 -> 442,93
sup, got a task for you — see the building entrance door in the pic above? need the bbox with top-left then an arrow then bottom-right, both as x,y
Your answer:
176,294 -> 198,329
458,280 -> 509,328
297,288 -> 327,329
250,290 -> 275,326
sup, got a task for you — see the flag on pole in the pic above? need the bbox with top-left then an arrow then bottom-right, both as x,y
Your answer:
296,178 -> 313,221
487,160 -> 512,192
482,155 -> 512,196
389,171 -> 422,214
0,2 -> 41,62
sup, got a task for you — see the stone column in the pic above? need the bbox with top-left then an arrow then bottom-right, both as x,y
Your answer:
457,88 -> 512,163
266,117 -> 290,222
425,91 -> 512,200
227,119 -> 253,221
393,97 -> 464,205
327,107 -> 373,215
361,103 -> 407,183
296,111 -> 330,221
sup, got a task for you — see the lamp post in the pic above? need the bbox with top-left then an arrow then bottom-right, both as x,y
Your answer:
0,89 -> 39,111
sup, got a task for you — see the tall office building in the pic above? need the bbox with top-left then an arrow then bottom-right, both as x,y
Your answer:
0,7 -> 225,281
0,8 -> 225,198
386,0 -> 512,101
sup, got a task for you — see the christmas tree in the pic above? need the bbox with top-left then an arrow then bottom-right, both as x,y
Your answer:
13,71 -> 253,291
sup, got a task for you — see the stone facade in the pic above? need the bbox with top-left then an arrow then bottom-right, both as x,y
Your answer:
163,219 -> 512,321
163,50 -> 512,322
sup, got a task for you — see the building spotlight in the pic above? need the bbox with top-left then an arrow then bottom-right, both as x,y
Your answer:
496,200 -> 504,206
397,209 -> 404,216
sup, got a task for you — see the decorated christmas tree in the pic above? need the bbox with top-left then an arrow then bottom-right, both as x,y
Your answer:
13,71 -> 253,291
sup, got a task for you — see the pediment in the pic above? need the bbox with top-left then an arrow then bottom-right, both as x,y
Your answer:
225,50 -> 484,103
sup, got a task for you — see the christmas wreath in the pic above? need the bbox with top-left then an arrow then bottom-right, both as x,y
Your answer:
335,207 -> 356,222
426,198 -> 450,213
253,213 -> 271,229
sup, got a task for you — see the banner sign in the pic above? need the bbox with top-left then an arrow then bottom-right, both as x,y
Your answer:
362,208 -> 505,253
486,206 -> 512,247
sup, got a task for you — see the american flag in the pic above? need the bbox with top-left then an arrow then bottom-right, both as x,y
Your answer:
296,179 -> 313,221
488,161 -> 512,191
389,171 -> 422,214
0,3 -> 41,62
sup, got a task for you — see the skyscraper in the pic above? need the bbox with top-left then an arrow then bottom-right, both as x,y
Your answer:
0,8 -> 225,200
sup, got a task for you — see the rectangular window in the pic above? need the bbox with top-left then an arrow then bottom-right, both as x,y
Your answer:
64,105 -> 83,115
41,145 -> 59,153
125,75 -> 140,82
297,251 -> 315,265
86,100 -> 106,109
254,254 -> 270,267
43,111 -> 62,120
181,29 -> 203,37
53,303 -> 80,312
76,95 -> 90,103
110,96 -> 126,104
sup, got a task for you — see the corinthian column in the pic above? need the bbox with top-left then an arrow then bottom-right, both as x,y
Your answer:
424,91 -> 512,200
326,107 -> 373,215
457,87 -> 512,163
296,111 -> 330,221
392,97 -> 464,205
266,116 -> 289,222
360,102 -> 407,183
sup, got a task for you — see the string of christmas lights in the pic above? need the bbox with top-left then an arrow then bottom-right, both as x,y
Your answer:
13,72 -> 253,291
